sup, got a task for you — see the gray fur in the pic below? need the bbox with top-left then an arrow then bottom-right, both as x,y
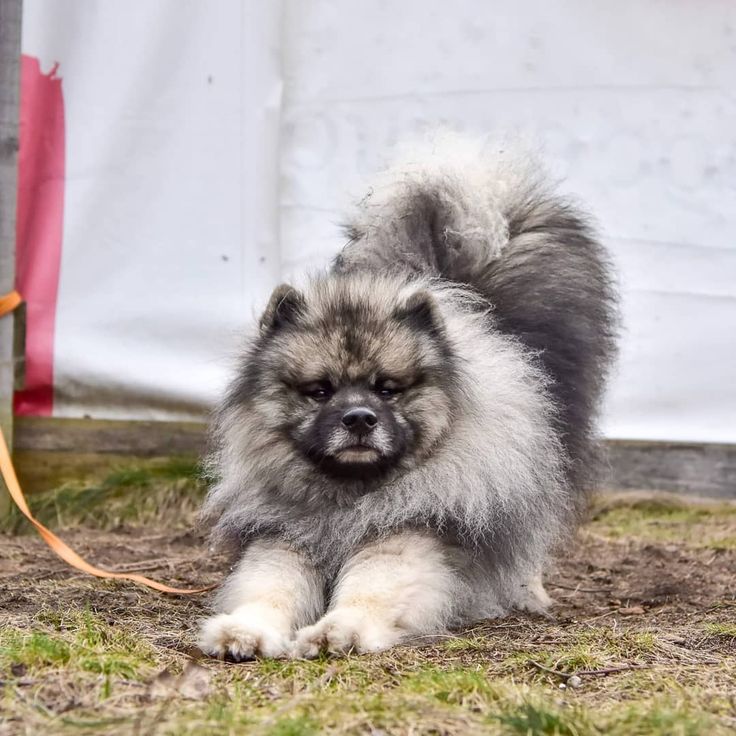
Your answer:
201,135 -> 617,619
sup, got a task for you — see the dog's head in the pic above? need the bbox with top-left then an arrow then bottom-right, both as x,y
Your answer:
231,276 -> 459,483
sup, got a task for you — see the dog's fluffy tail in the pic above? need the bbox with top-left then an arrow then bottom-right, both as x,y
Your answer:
336,133 -> 618,499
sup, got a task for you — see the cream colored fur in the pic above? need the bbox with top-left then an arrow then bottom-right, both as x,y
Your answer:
200,531 -> 494,658
198,540 -> 323,659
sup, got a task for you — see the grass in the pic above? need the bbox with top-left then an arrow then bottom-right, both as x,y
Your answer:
1,608 -> 157,684
8,474 -> 735,551
1,456 -> 207,533
1,487 -> 735,734
589,493 -> 736,550
2,608 -> 734,735
703,622 -> 736,639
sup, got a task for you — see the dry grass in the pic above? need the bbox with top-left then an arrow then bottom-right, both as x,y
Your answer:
0,457 -> 206,534
589,492 -> 736,551
1,465 -> 735,735
2,607 -> 734,735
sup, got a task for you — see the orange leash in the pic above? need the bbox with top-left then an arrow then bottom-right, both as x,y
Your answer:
0,289 -> 22,316
0,290 -> 211,595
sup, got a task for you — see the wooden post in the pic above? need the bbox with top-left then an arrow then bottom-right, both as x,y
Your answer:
0,0 -> 23,494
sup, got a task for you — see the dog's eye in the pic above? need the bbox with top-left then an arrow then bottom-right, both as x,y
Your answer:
374,379 -> 404,398
300,381 -> 334,401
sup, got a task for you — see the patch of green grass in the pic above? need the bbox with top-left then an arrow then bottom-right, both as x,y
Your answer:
704,622 -> 736,639
1,631 -> 72,668
1,608 -> 157,684
404,665 -> 498,706
702,536 -> 736,551
548,643 -> 606,672
266,716 -> 320,736
494,701 -> 587,736
580,628 -> 658,660
255,654 -> 380,694
443,633 -> 494,653
502,627 -> 660,680
2,456 -> 207,532
590,494 -> 736,549
605,702 -> 710,736
504,646 -> 605,675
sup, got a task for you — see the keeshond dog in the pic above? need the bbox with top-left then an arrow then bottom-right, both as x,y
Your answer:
198,135 -> 617,659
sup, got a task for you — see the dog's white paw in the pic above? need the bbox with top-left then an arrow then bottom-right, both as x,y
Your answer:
516,575 -> 554,614
292,607 -> 403,658
198,606 -> 291,660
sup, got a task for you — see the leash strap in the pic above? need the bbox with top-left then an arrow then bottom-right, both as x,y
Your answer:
0,290 -> 211,595
0,290 -> 22,316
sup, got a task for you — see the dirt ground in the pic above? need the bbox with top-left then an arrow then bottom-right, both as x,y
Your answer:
1,490 -> 735,735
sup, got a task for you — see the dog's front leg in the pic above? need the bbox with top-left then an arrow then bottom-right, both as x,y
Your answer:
199,540 -> 323,660
293,531 -> 465,657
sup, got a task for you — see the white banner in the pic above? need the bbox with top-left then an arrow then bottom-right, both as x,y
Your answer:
18,0 -> 736,443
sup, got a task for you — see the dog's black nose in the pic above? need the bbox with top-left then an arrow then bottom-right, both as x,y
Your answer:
342,407 -> 378,433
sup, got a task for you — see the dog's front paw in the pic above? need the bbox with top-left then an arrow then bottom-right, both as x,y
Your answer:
198,606 -> 291,660
292,607 -> 403,658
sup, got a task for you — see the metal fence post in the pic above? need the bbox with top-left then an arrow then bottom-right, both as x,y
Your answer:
1,0 -> 23,510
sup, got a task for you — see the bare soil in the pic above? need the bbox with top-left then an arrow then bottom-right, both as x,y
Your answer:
2,510 -> 734,625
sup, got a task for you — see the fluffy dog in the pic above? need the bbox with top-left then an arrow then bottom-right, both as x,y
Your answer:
198,135 -> 617,659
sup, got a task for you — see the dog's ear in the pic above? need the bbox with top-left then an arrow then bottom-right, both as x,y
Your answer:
259,284 -> 306,333
393,290 -> 444,336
